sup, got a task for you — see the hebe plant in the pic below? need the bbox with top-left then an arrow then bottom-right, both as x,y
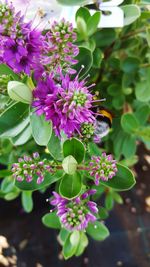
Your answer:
0,0 -> 149,259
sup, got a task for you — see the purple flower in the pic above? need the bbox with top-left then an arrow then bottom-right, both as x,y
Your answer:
34,18 -> 79,78
0,1 -> 44,75
89,152 -> 118,185
32,72 -> 96,137
11,152 -> 54,184
50,190 -> 98,231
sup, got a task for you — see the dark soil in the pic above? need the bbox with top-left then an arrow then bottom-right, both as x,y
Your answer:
0,144 -> 150,267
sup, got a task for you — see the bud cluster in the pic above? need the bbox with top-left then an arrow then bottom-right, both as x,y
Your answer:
12,152 -> 54,184
89,152 -> 118,185
43,19 -> 79,74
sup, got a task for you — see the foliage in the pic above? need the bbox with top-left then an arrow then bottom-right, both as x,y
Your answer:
0,0 -> 149,260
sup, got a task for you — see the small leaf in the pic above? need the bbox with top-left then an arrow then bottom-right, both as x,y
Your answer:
99,207 -> 109,220
122,135 -> 136,158
63,138 -> 85,164
87,11 -> 101,37
121,113 -> 139,134
112,192 -> 123,204
30,113 -> 52,146
62,155 -> 78,175
75,7 -> 90,22
93,48 -> 103,68
76,16 -> 88,40
47,131 -> 63,161
135,81 -> 150,102
87,221 -> 110,241
63,231 -> 80,260
75,232 -> 88,256
42,212 -> 61,229
7,81 -> 32,104
21,191 -> 33,213
121,5 -> 141,26
59,172 -> 82,199
105,193 -> 114,210
100,163 -> 136,191
58,228 -> 70,245
121,57 -> 140,73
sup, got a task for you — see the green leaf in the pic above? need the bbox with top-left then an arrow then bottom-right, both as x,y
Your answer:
93,29 -> 116,48
11,123 -> 31,146
105,193 -> 114,210
107,84 -> 121,96
0,116 -> 30,138
136,127 -> 150,142
76,16 -> 88,40
7,81 -> 32,104
100,163 -> 136,191
112,192 -> 123,204
59,172 -> 82,199
63,231 -> 80,260
135,105 -> 150,125
0,102 -> 29,136
99,207 -> 109,220
47,131 -> 63,161
74,47 -> 93,78
75,232 -> 88,256
21,191 -> 33,213
62,155 -> 78,175
63,138 -> 85,164
1,177 -> 14,193
122,135 -> 136,158
30,113 -> 52,146
58,228 -> 70,245
87,11 -> 101,37
4,191 -> 20,201
42,212 -> 61,229
0,170 -> 12,178
15,171 -> 63,191
135,81 -> 150,102
75,7 -> 90,22
87,221 -> 110,241
0,64 -> 19,80
121,5 -> 141,26
57,0 -> 89,5
121,113 -> 139,134
121,57 -> 140,73
93,48 -> 103,68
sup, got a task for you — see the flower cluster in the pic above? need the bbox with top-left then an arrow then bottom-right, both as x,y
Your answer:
0,1 -> 43,74
50,190 -> 98,231
42,19 -> 79,75
89,152 -> 118,185
33,72 -> 96,137
12,152 -> 54,184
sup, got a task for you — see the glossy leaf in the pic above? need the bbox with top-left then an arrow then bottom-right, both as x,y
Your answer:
42,212 -> 61,229
121,5 -> 141,26
21,191 -> 33,213
63,231 -> 80,260
87,11 -> 101,37
47,131 -> 63,161
100,163 -> 136,191
63,138 -> 85,163
30,113 -> 52,146
0,102 -> 29,136
87,221 -> 110,241
75,232 -> 88,256
59,172 -> 82,199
